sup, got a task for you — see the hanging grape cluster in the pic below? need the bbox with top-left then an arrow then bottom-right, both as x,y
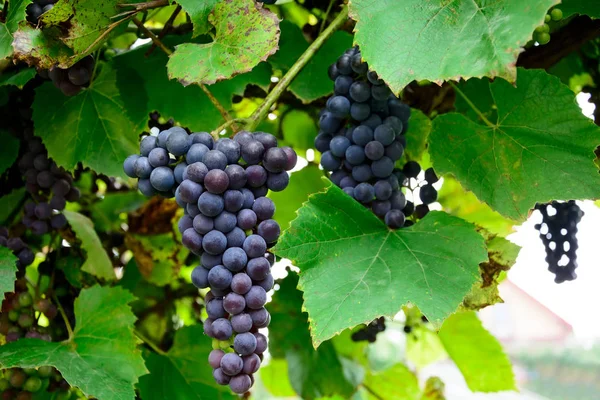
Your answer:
316,47 -> 414,228
532,7 -> 563,45
124,128 -> 296,394
534,201 -> 584,283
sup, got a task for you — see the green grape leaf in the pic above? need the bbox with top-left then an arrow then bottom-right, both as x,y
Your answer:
63,210 -> 116,280
430,68 -> 600,221
364,364 -> 421,400
406,325 -> 447,369
404,109 -> 432,162
269,165 -> 328,230
125,233 -> 187,287
0,133 -> 20,176
137,324 -> 235,400
437,177 -> 514,237
12,25 -> 74,69
462,234 -> 519,311
273,183 -> 487,347
0,188 -> 26,226
439,311 -> 515,392
0,0 -> 31,59
115,38 -> 271,131
90,191 -> 147,232
269,272 -> 357,399
260,358 -> 297,397
270,21 -> 353,102
349,0 -> 559,94
561,0 -> 600,18
0,286 -> 147,400
167,0 -> 279,85
39,0 -> 138,54
0,68 -> 36,89
32,63 -> 139,179
0,247 -> 17,296
173,0 -> 219,37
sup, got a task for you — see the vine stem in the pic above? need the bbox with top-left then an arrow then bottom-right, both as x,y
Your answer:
362,384 -> 385,400
53,296 -> 74,340
245,6 -> 349,131
130,17 -> 236,128
448,81 -> 495,128
146,5 -> 182,56
211,118 -> 249,137
134,329 -> 167,355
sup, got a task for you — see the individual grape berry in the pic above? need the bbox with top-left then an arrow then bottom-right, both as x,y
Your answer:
247,257 -> 270,281
203,230 -> 227,255
267,171 -> 289,192
402,161 -> 421,178
204,169 -> 229,194
186,143 -> 210,164
209,349 -> 225,369
245,286 -> 267,309
246,165 -> 268,188
241,140 -> 265,165
206,298 -> 226,319
243,235 -> 267,258
191,265 -> 210,288
419,184 -> 438,204
166,128 -> 190,156
349,81 -> 371,102
213,368 -> 231,385
223,293 -> 246,315
234,332 -> 257,355
220,353 -> 243,376
385,209 -> 406,228
237,209 -> 258,230
231,312 -> 253,333
203,150 -> 228,171
242,353 -> 261,374
365,141 -> 384,161
229,374 -> 252,394
424,167 -> 439,184
257,219 -> 280,243
252,197 -> 275,221
231,273 -> 253,295
198,192 -> 225,217
150,166 -> 175,192
214,138 -> 241,164
222,247 -> 248,272
328,96 -> 351,118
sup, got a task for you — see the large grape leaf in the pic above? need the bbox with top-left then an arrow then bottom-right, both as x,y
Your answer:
137,325 -> 235,400
0,0 -> 30,59
349,0 -> 559,94
269,165 -> 328,230
90,191 -> 147,232
269,272 -> 358,399
0,286 -> 147,400
63,211 -> 116,280
32,63 -> 139,179
273,183 -> 487,347
167,0 -> 279,85
174,0 -> 219,37
115,38 -> 271,131
363,364 -> 421,400
0,68 -> 36,89
0,247 -> 17,296
439,311 -> 515,392
270,21 -> 353,103
0,133 -> 20,175
430,68 -> 600,221
39,0 -> 138,54
561,0 -> 600,18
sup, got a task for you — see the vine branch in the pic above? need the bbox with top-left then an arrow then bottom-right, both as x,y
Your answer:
54,295 -> 74,340
449,82 -> 495,128
131,17 -> 236,128
134,329 -> 167,355
245,5 -> 349,131
146,5 -> 182,56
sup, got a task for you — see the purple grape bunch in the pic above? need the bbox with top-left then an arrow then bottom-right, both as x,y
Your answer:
0,228 -> 35,270
17,135 -> 78,235
124,128 -> 297,394
316,46 -> 414,228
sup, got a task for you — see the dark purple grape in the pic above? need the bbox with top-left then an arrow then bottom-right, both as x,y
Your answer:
246,257 -> 270,281
420,184 -> 438,204
166,128 -> 190,156
424,167 -> 439,184
213,368 -> 230,385
204,169 -> 229,194
237,209 -> 257,230
314,133 -> 332,153
182,228 -> 203,254
372,200 -> 391,218
390,191 -> 407,210
231,313 -> 253,333
209,349 -> 225,369
403,161 -> 421,178
203,230 -> 227,255
226,227 -> 246,248
190,132 -> 214,149
257,219 -> 280,243
206,298 -> 226,319
352,164 -> 372,182
231,273 -> 252,295
198,192 -> 224,217
35,202 -> 52,220
241,140 -> 265,165
233,332 -> 257,356
223,292 -> 246,315
179,180 -> 203,203
365,141 -> 384,160
191,265 -> 209,288
186,162 -> 209,183
243,235 -> 267,258
208,265 -> 233,289
267,172 -> 289,192
245,286 -> 267,309
252,197 -> 275,221
215,138 -> 241,164
263,147 -> 288,173
174,162 -> 187,184
241,189 -> 255,209
150,166 -> 175,192
220,353 -> 243,376
254,332 -> 267,354
374,181 -> 392,200
201,253 -> 222,269
139,135 -> 157,156
242,354 -> 261,375
50,214 -> 67,229
203,150 -> 228,171
222,247 -> 248,272
371,156 -> 394,178
385,209 -> 405,229
224,190 -> 244,213
351,102 -> 371,121
374,125 -> 395,146
249,308 -> 269,327
186,143 -> 210,164
253,132 -> 277,150
354,183 -> 374,203
327,96 -> 351,118
229,374 -> 252,394
345,145 -> 366,165
256,273 -> 274,292
415,204 -> 430,219
225,165 -> 247,189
